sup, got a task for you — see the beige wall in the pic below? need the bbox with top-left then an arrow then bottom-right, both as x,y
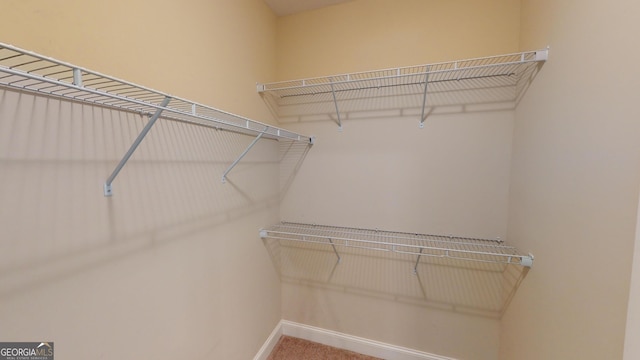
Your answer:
275,0 -> 521,80
0,0 -> 277,122
4,1 -> 638,359
625,189 -> 640,359
0,1 -> 285,359
501,0 -> 640,359
275,1 -> 522,359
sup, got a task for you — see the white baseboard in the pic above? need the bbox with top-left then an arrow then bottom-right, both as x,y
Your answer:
253,321 -> 284,360
255,319 -> 458,360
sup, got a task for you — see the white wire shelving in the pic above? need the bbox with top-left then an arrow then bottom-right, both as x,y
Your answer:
0,42 -> 313,195
260,222 -> 534,271
258,49 -> 548,129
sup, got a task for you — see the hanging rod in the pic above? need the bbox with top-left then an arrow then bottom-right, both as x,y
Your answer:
257,49 -> 548,128
0,42 -> 314,195
260,222 -> 534,268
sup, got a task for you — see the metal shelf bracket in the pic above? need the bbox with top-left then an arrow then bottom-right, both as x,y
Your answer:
419,66 -> 431,129
329,77 -> 342,130
72,68 -> 82,86
521,253 -> 534,268
104,96 -> 172,196
222,126 -> 269,183
329,238 -> 341,263
413,248 -> 424,274
535,48 -> 549,61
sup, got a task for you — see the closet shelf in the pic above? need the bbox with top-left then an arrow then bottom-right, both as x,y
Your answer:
0,42 -> 311,142
257,49 -> 548,128
0,42 -> 313,196
260,222 -> 534,269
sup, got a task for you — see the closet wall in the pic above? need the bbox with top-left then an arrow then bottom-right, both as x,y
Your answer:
0,1 -> 284,359
274,1 -> 522,359
626,197 -> 640,359
501,0 -> 640,359
276,0 -> 521,79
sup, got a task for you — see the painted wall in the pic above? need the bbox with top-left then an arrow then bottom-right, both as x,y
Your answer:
276,0 -> 521,80
501,0 -> 640,359
0,0 -> 277,122
625,190 -> 640,359
0,1 -> 286,359
274,1 -> 522,359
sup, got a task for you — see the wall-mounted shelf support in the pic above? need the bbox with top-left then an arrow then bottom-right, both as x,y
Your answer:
329,238 -> 341,263
72,68 -> 82,86
521,253 -> 534,267
222,126 -> 268,183
104,96 -> 172,196
419,66 -> 430,129
0,42 -> 314,196
413,248 -> 424,274
260,222 -> 534,270
329,77 -> 342,130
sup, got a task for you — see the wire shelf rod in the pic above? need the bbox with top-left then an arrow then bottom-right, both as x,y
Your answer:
262,222 -> 528,257
275,71 -> 519,99
0,42 -> 312,145
263,230 -> 521,258
265,63 -> 521,96
263,234 -> 528,266
258,49 -> 546,93
273,222 -> 510,248
0,64 -> 308,142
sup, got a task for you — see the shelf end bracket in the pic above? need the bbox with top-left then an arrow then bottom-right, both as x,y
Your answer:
222,126 -> 269,183
521,253 -> 534,268
535,48 -> 549,61
104,96 -> 172,196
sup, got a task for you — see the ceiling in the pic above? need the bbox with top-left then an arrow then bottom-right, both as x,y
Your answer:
263,0 -> 354,16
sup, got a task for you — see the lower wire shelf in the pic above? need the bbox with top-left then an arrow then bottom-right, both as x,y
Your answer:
259,222 -> 534,270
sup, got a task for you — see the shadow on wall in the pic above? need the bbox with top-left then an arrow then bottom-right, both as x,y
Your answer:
263,239 -> 528,319
0,87 -> 304,298
278,137 -> 313,198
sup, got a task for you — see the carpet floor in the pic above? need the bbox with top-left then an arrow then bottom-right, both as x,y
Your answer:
267,336 -> 383,360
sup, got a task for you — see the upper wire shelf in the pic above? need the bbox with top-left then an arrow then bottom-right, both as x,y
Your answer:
260,222 -> 534,268
0,42 -> 312,143
257,49 -> 548,128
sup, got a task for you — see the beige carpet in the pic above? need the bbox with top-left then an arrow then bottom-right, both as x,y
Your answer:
267,336 -> 383,360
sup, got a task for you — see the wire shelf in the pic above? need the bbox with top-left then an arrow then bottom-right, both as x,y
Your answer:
0,42 -> 312,143
257,49 -> 548,124
260,222 -> 533,268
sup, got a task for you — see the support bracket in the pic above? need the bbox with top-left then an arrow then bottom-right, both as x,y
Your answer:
104,96 -> 171,196
72,68 -> 83,86
413,248 -> 424,274
419,66 -> 431,128
520,253 -> 534,268
222,126 -> 269,183
329,238 -> 341,263
329,77 -> 342,130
